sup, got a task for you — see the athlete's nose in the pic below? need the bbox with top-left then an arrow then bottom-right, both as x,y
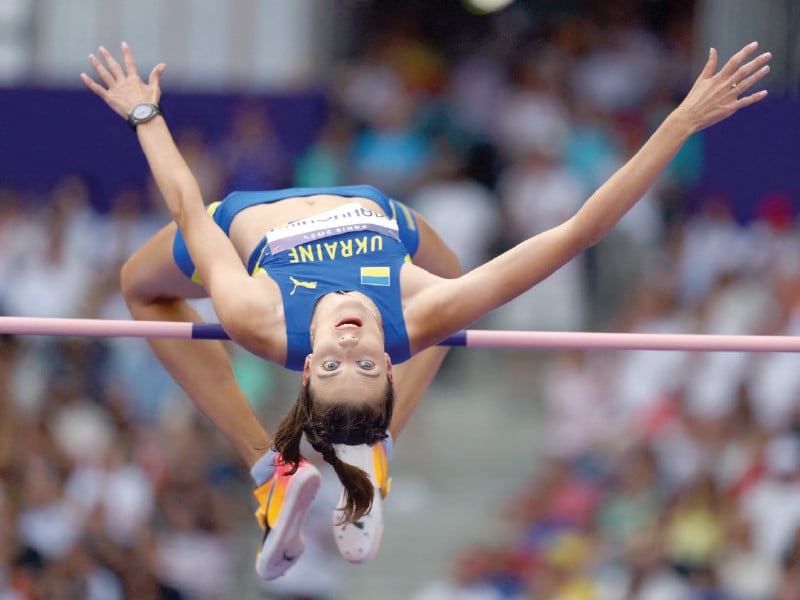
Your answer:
338,334 -> 358,347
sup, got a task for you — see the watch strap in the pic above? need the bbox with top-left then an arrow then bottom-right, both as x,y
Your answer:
127,103 -> 163,131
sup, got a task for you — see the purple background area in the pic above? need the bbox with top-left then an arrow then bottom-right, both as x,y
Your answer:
0,88 -> 797,220
695,96 -> 800,222
0,87 -> 328,211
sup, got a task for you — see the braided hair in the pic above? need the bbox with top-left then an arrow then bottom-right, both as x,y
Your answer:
272,378 -> 394,523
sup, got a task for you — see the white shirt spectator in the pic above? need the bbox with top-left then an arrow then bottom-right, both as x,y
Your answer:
493,157 -> 587,332
410,178 -> 499,272
740,436 -> 800,560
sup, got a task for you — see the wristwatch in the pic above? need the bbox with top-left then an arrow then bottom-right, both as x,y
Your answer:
127,103 -> 163,131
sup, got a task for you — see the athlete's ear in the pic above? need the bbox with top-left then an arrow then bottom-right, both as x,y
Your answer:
303,355 -> 311,386
385,353 -> 393,383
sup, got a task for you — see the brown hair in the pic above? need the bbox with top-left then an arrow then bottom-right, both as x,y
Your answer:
272,379 -> 394,523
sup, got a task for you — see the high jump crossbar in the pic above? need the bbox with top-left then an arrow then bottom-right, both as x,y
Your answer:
0,316 -> 799,353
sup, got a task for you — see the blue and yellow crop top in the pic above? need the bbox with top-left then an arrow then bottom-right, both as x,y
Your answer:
172,185 -> 420,371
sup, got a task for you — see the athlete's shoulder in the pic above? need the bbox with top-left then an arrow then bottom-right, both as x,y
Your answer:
220,276 -> 287,362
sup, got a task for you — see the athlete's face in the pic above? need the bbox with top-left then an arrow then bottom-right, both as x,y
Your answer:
305,292 -> 393,402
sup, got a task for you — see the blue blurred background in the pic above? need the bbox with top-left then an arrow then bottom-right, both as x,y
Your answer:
1,1 -> 800,598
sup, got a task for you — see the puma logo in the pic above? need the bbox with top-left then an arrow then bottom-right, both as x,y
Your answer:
289,276 -> 318,295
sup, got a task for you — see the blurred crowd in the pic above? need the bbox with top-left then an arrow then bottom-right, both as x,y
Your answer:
1,2 -> 799,599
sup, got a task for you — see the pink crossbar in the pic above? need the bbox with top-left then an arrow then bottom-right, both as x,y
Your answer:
462,330 -> 800,352
0,317 -> 197,339
0,316 -> 799,353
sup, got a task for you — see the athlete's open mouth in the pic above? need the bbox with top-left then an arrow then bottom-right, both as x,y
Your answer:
335,318 -> 363,329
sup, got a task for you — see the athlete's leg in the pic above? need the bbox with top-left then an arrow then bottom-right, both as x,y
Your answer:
389,208 -> 461,438
123,223 -> 321,581
332,207 -> 460,563
330,344 -> 450,564
120,222 -> 272,466
389,346 -> 450,439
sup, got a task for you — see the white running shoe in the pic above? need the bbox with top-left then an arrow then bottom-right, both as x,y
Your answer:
331,440 -> 392,564
253,458 -> 321,580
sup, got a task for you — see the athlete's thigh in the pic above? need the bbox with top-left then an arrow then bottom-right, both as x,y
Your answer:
122,222 -> 209,300
389,346 -> 450,440
409,211 -> 461,279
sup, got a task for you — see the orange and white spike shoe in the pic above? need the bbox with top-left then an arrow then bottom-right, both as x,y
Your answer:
253,458 -> 321,580
331,439 -> 392,564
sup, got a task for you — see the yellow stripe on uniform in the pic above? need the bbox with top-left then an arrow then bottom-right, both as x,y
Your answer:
189,201 -> 223,285
391,199 -> 416,231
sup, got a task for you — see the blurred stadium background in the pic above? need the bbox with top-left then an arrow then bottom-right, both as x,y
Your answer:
2,1 -> 800,598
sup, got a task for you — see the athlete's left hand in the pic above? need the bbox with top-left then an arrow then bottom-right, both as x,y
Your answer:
674,41 -> 771,134
80,42 -> 166,121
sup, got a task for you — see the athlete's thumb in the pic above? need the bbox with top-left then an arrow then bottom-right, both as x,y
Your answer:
149,63 -> 166,87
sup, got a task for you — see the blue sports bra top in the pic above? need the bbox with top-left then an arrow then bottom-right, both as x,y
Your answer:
171,185 -> 420,371
251,202 -> 413,371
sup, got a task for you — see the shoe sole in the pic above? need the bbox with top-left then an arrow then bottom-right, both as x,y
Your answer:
332,486 -> 384,564
255,466 -> 321,580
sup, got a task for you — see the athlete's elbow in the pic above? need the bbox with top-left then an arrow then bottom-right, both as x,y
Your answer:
563,218 -> 599,252
173,195 -> 206,231
214,303 -> 251,342
163,183 -> 204,228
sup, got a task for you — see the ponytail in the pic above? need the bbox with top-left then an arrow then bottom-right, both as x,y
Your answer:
304,427 -> 375,524
272,400 -> 305,475
272,379 -> 394,523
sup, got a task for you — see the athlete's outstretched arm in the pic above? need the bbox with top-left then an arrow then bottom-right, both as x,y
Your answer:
81,43 -> 269,338
407,42 -> 772,348
82,44 -> 276,468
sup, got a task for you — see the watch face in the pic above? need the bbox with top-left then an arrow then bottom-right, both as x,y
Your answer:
132,104 -> 154,119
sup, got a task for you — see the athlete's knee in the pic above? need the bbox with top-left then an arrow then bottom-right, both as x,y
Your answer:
119,253 -> 149,305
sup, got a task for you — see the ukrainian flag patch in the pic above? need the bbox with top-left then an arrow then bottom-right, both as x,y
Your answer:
361,266 -> 390,286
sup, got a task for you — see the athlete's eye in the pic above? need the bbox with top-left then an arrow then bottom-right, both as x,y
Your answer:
358,360 -> 376,370
322,361 -> 338,371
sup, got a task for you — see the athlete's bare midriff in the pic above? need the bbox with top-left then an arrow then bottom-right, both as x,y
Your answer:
226,194 -> 387,262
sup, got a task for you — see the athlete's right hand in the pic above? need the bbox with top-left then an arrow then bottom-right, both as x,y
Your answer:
80,42 -> 166,122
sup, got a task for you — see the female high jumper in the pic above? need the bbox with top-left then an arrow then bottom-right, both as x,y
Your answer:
80,41 -> 771,580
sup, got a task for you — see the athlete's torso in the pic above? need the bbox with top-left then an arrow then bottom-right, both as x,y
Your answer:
254,216 -> 412,369
192,186 -> 421,370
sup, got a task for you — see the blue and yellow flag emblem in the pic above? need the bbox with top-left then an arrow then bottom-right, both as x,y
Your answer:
360,266 -> 390,286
